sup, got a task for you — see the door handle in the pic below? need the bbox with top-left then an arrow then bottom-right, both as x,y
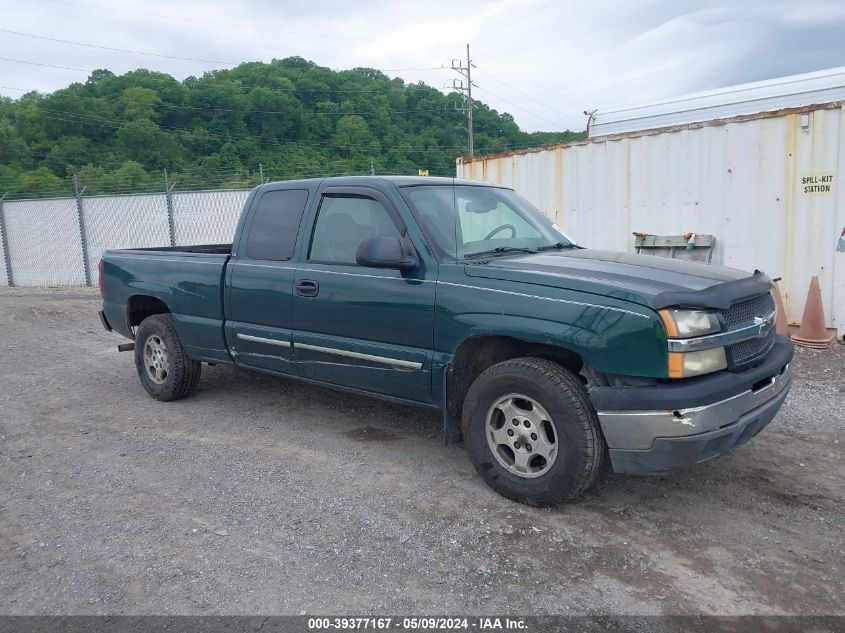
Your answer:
296,279 -> 319,297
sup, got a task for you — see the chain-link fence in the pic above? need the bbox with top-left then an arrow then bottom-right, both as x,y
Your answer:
172,190 -> 250,246
2,197 -> 87,286
0,188 -> 253,287
0,201 -> 10,287
83,193 -> 171,283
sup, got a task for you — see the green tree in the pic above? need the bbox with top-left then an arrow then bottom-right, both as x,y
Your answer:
331,115 -> 379,159
108,160 -> 154,191
75,163 -> 111,194
17,167 -> 66,197
116,120 -> 182,168
0,56 -> 584,199
117,87 -> 161,122
44,136 -> 92,177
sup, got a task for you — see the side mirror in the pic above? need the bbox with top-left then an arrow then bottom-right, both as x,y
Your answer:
356,236 -> 419,271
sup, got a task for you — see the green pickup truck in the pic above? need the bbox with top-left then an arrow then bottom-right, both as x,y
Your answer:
99,176 -> 792,505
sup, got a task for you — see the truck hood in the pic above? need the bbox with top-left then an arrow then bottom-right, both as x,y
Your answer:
464,249 -> 769,309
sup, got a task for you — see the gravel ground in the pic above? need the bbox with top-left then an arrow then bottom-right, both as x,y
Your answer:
0,287 -> 843,616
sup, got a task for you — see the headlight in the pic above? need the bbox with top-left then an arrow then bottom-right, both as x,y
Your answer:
668,348 -> 727,378
659,308 -> 720,337
660,308 -> 725,378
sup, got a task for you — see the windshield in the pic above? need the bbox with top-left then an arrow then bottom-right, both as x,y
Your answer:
401,184 -> 573,259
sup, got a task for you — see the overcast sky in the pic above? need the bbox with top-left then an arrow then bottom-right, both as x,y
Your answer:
1,0 -> 844,132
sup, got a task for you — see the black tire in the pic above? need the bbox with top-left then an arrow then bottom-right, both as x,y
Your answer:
462,357 -> 603,506
134,314 -> 201,401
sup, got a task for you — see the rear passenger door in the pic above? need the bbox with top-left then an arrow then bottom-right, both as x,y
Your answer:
291,186 -> 436,403
225,185 -> 312,375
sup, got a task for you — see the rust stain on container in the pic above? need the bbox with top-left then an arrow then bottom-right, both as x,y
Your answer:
554,147 -> 564,226
457,102 -> 843,166
783,113 -> 798,324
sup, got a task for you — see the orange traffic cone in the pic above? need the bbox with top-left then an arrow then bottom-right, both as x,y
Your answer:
791,276 -> 835,349
772,282 -> 789,336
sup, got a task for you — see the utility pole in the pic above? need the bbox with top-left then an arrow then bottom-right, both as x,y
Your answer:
583,110 -> 598,139
466,44 -> 474,157
450,44 -> 475,157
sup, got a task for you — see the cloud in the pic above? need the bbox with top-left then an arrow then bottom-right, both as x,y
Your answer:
1,0 -> 843,132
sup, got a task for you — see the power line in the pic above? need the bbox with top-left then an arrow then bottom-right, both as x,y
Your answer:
40,0 -> 466,46
0,57 -> 449,96
0,119 -> 556,163
1,111 -> 466,155
0,164 -> 463,199
0,28 -> 234,65
472,66 -> 584,128
3,90 -> 572,160
0,84 -> 459,117
16,106 -> 475,153
468,53 -> 591,129
0,56 -> 88,72
472,84 -> 572,131
0,31 -> 449,74
375,67 -> 446,72
175,70 -> 450,94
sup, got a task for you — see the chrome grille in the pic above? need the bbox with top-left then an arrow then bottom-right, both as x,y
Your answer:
729,333 -> 775,365
722,293 -> 775,329
721,293 -> 776,367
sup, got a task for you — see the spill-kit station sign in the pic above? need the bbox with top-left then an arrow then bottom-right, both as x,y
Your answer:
802,172 -> 835,194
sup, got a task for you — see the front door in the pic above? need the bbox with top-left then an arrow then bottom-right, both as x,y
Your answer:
291,187 -> 436,403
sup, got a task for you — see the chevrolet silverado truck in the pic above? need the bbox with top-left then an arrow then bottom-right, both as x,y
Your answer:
98,176 -> 793,505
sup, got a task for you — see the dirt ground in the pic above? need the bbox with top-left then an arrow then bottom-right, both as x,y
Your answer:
0,287 -> 843,616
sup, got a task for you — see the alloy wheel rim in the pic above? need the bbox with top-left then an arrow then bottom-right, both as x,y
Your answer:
485,393 -> 558,478
143,335 -> 170,385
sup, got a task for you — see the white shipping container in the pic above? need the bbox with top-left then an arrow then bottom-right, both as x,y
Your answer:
457,104 -> 845,337
589,65 -> 845,136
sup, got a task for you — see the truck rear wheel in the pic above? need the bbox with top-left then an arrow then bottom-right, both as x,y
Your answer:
134,314 -> 201,401
462,357 -> 603,506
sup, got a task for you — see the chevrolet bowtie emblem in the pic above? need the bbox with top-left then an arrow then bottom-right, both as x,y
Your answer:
754,314 -> 774,336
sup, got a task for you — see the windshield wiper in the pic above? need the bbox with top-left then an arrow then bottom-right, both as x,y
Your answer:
536,242 -> 574,252
464,246 -> 537,259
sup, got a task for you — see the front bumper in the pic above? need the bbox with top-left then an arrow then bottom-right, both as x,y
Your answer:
593,336 -> 793,475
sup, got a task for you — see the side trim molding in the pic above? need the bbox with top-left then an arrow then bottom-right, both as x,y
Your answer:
295,342 -> 423,370
236,333 -> 291,348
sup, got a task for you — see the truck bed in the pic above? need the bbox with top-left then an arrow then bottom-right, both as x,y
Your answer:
100,245 -> 232,363
118,243 -> 232,255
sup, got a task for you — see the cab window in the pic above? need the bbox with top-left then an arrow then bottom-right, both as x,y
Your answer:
309,195 -> 402,264
245,189 -> 310,261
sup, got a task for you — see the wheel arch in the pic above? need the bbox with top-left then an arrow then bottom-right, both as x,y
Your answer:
443,334 -> 585,444
127,294 -> 172,330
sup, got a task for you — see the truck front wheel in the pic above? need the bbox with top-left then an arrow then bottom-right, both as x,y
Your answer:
134,314 -> 201,401
462,357 -> 604,506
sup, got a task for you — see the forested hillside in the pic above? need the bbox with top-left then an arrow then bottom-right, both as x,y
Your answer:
0,57 -> 582,199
